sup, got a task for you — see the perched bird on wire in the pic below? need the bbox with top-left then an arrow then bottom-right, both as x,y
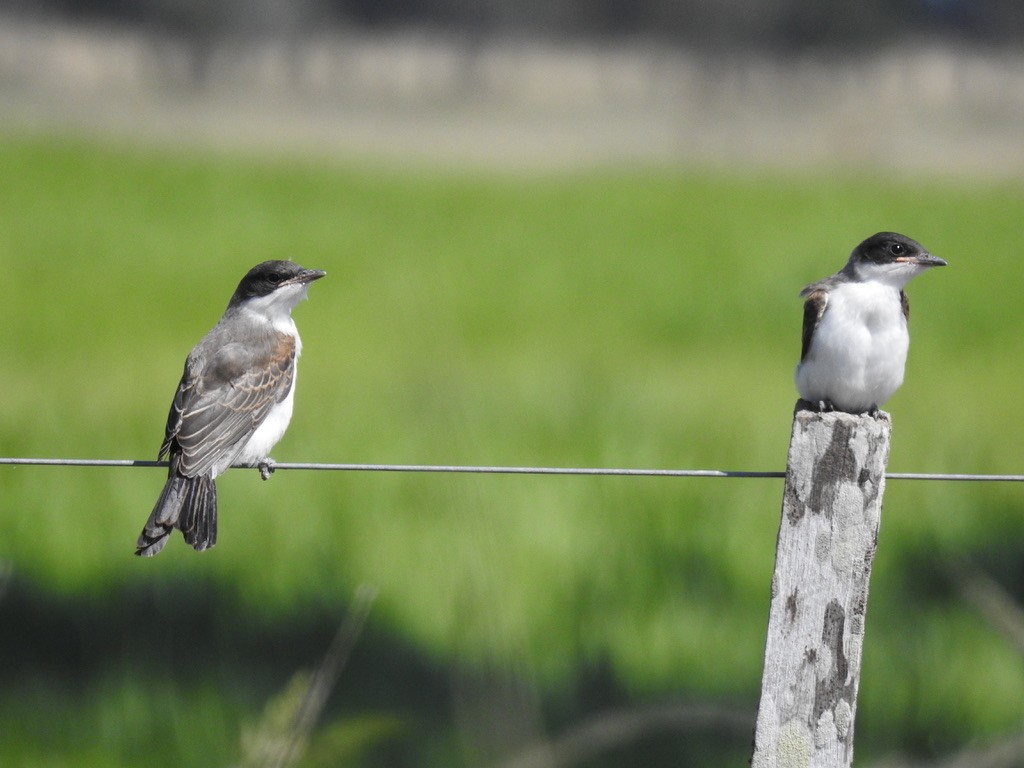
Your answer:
795,232 -> 946,415
136,260 -> 326,556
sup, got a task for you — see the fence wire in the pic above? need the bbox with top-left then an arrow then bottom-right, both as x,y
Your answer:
1,457 -> 1022,482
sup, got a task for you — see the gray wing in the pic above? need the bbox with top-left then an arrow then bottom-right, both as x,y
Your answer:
900,290 -> 909,323
159,332 -> 296,477
800,287 -> 828,363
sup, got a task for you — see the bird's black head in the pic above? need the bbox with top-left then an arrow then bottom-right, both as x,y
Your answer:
854,232 -> 943,267
843,232 -> 946,287
228,260 -> 326,307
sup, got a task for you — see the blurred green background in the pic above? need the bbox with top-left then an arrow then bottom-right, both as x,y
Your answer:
1,131 -> 1023,766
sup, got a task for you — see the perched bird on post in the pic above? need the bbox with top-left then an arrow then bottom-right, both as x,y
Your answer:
795,232 -> 946,414
136,260 -> 326,556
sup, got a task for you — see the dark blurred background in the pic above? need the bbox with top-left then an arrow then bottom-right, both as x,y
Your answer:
2,0 -> 1024,173
7,0 -> 1024,46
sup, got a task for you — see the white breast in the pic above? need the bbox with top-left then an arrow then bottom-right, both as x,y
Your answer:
234,367 -> 297,467
215,317 -> 302,476
795,281 -> 909,412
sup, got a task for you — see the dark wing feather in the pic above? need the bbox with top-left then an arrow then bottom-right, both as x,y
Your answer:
159,358 -> 199,461
800,288 -> 828,363
162,332 -> 296,477
900,290 -> 910,323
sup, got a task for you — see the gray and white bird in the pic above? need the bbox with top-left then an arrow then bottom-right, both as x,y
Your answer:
795,232 -> 946,414
136,260 -> 325,556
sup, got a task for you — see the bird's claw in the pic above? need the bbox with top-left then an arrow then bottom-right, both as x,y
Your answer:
258,459 -> 276,481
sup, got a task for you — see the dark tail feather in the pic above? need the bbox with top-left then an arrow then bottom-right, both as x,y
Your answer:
180,474 -> 218,552
136,472 -> 218,556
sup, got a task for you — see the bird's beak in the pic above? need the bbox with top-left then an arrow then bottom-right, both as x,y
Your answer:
896,253 -> 947,268
284,268 -> 327,286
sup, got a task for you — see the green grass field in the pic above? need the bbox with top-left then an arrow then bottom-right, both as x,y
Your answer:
1,134 -> 1023,766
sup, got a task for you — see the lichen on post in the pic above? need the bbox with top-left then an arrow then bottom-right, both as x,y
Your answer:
752,401 -> 891,768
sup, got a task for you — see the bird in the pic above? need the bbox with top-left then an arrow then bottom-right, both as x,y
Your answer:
136,260 -> 326,556
794,232 -> 946,415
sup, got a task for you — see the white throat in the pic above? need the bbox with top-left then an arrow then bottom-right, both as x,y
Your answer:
850,260 -> 929,291
238,284 -> 309,350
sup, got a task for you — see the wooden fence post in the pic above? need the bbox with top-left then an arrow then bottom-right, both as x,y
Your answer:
751,402 -> 892,768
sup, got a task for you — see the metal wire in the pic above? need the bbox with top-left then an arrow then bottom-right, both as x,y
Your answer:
0,457 -> 1022,481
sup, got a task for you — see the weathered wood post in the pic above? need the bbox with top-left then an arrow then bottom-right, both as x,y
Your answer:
751,402 -> 892,768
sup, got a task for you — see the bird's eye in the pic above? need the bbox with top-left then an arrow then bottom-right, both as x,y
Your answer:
268,273 -> 284,284
889,243 -> 905,256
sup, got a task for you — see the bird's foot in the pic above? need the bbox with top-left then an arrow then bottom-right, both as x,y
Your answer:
867,405 -> 882,418
816,399 -> 836,413
257,458 -> 276,481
